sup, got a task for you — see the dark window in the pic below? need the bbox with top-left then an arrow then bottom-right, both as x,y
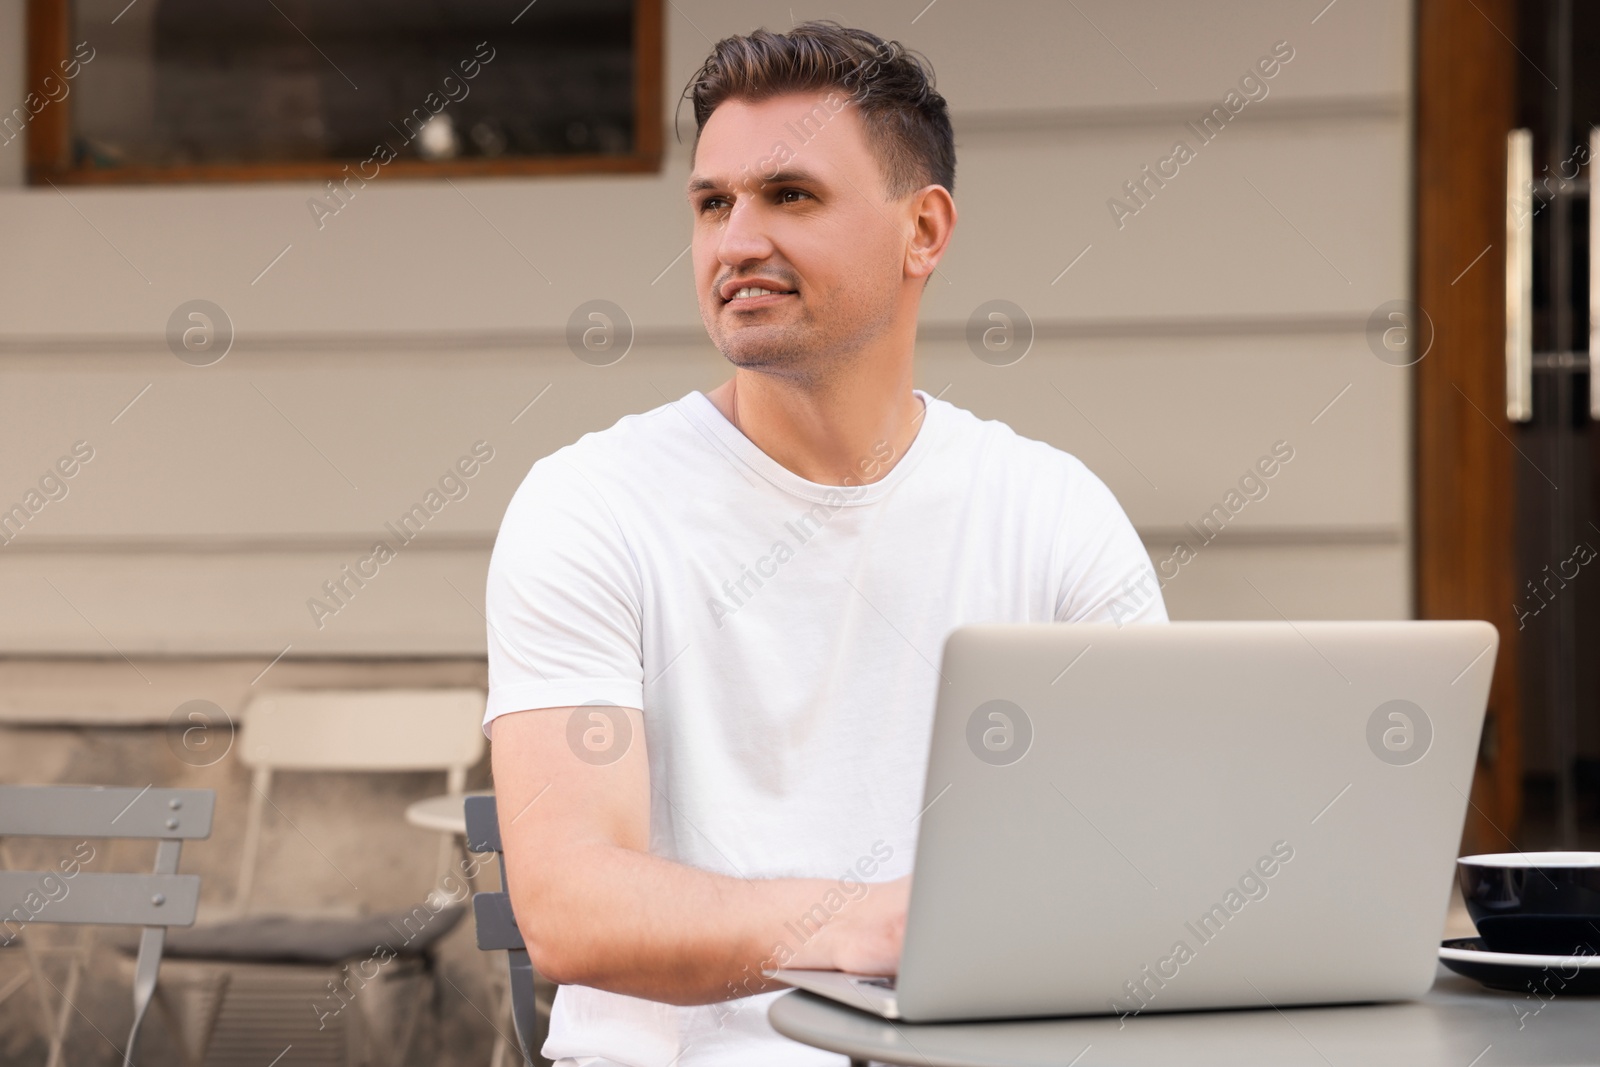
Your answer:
21,0 -> 662,183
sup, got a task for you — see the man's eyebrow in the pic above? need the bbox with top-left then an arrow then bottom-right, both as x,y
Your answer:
686,167 -> 826,196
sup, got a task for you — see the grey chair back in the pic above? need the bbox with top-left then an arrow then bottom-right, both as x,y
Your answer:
465,794 -> 542,1067
0,784 -> 214,1067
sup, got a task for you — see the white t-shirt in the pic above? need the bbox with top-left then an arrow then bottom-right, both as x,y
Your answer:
483,387 -> 1167,1066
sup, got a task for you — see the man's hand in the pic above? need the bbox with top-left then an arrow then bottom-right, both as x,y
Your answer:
788,873 -> 911,976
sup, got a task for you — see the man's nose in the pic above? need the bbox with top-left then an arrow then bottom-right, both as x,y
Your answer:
716,195 -> 776,265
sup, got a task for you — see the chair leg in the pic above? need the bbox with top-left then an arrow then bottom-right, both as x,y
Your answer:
0,842 -> 64,1059
124,927 -> 164,1067
489,974 -> 513,1067
153,983 -> 199,1067
151,967 -> 231,1067
16,931 -> 64,1066
433,832 -> 460,903
505,948 -> 538,1067
393,960 -> 430,1064
46,928 -> 92,1067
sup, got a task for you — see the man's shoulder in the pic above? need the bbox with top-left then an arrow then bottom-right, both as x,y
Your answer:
569,392 -> 695,459
491,396 -> 706,548
518,392 -> 702,489
932,395 -> 1097,484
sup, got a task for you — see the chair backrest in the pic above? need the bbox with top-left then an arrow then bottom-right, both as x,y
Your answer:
0,784 -> 215,1067
240,688 -> 485,775
465,795 -> 540,1067
233,688 -> 486,912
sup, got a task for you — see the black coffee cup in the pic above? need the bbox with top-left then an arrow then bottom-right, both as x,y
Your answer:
1457,851 -> 1600,956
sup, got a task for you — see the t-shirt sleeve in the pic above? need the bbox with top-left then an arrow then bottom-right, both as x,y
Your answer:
482,452 -> 645,736
1053,458 -> 1169,626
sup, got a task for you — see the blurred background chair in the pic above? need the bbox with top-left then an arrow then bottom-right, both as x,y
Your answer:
148,688 -> 485,1066
0,784 -> 214,1067
465,794 -> 553,1067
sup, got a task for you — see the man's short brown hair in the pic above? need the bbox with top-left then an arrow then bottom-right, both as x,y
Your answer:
682,20 -> 955,199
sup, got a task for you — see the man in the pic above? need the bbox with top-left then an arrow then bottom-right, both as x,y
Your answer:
484,20 -> 1166,1066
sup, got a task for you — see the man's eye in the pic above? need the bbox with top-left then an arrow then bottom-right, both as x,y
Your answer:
699,197 -> 729,214
778,189 -> 810,204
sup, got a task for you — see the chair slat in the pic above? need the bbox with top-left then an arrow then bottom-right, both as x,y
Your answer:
0,871 -> 200,929
471,891 -> 524,951
0,786 -> 214,839
241,689 -> 485,772
464,794 -> 501,853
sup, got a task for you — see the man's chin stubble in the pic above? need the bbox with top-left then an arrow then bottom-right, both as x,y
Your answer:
720,345 -> 827,385
713,329 -> 858,385
707,301 -> 897,387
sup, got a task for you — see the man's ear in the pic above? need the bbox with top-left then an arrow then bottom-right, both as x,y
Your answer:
904,184 -> 956,282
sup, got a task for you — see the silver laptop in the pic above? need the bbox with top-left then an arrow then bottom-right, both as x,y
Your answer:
768,620 -> 1497,1023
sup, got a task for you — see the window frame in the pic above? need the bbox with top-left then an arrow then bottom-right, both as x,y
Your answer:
23,0 -> 663,185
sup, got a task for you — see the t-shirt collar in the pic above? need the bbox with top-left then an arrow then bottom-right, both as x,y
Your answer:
680,388 -> 940,506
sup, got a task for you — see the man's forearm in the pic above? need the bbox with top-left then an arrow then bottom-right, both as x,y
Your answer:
515,841 -> 873,1005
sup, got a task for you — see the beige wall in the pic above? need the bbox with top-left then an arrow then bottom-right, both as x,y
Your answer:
0,0 -> 1412,672
0,4 -> 1414,1060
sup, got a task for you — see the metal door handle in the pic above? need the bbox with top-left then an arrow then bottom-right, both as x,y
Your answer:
1590,127 -> 1599,419
1506,128 -> 1534,422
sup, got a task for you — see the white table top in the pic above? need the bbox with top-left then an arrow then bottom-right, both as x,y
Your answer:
769,966 -> 1593,1066
404,790 -> 491,835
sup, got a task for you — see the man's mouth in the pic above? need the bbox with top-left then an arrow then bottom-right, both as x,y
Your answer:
724,286 -> 798,307
729,286 -> 796,302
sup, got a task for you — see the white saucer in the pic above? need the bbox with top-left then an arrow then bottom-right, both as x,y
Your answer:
1440,939 -> 1600,969
1439,936 -> 1600,994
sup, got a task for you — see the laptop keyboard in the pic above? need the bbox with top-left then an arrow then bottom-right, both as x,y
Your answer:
854,975 -> 897,991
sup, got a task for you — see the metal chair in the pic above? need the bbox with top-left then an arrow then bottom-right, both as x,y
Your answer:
0,784 -> 214,1067
152,687 -> 486,1066
465,794 -> 552,1067
232,688 -> 485,910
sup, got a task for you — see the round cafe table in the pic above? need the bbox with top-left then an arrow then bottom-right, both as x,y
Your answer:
768,965 -> 1600,1066
404,789 -> 492,836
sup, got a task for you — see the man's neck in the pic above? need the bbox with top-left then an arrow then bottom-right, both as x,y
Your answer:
705,364 -> 928,488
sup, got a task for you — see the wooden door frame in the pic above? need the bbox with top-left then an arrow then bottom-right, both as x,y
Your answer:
1414,0 -> 1523,852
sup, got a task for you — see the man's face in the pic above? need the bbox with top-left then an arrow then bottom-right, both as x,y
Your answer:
687,91 -> 911,381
